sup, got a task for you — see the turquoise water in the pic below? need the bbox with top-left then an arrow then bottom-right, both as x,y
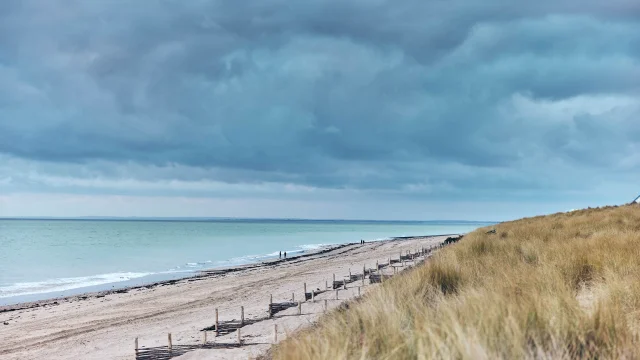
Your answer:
0,219 -> 490,303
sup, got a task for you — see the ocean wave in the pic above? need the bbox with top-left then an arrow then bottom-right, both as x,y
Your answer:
0,242 -> 336,300
0,272 -> 151,299
298,243 -> 333,250
202,242 -> 334,269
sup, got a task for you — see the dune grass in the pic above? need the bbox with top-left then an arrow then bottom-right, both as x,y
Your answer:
272,205 -> 640,359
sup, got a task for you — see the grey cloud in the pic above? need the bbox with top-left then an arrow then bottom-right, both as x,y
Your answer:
0,0 -> 639,202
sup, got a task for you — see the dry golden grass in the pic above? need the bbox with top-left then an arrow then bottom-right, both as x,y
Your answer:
272,204 -> 640,359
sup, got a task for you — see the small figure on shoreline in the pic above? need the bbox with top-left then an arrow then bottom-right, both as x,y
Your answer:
284,251 -> 287,258
360,239 -> 365,244
279,251 -> 282,259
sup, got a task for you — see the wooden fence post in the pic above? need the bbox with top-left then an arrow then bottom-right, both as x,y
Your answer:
237,328 -> 241,344
135,337 -> 139,354
358,286 -> 361,297
241,306 -> 244,326
324,299 -> 328,311
326,280 -> 328,289
215,308 -> 219,337
269,294 -> 273,318
304,283 -> 307,300
292,292 -> 295,302
312,290 -> 315,303
203,331 -> 207,344
168,333 -> 172,350
298,301 -> 302,315
335,289 -> 339,300
274,324 -> 278,343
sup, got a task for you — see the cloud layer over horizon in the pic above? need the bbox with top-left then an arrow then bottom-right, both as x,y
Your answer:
1,0 -> 639,220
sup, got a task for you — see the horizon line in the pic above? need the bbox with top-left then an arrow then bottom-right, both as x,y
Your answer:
0,216 -> 497,223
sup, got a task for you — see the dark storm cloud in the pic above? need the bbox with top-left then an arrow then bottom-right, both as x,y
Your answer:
0,0 -> 639,199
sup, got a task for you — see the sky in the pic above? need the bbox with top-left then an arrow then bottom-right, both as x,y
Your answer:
0,0 -> 639,221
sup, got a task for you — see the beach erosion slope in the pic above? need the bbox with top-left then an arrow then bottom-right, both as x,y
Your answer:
273,204 -> 640,360
0,236 -> 447,360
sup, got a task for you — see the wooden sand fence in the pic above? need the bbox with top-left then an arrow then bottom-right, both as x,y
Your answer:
133,239 -> 454,359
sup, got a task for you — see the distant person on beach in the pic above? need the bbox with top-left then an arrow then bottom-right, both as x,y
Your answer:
279,251 -> 282,259
284,251 -> 287,258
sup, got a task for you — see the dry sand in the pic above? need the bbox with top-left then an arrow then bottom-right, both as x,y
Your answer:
0,235 -> 449,360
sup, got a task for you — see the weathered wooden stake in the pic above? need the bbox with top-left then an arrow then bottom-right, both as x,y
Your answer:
168,333 -> 172,350
237,328 -> 241,344
292,292 -> 295,302
376,260 -> 379,270
349,268 -> 352,278
274,324 -> 278,343
326,280 -> 328,289
269,294 -> 273,318
304,282 -> 307,299
297,301 -> 302,315
203,331 -> 207,344
312,290 -> 315,302
135,337 -> 139,354
358,286 -> 361,297
333,273 -> 335,283
241,306 -> 244,326
324,299 -> 328,311
215,308 -> 219,336
335,289 -> 339,300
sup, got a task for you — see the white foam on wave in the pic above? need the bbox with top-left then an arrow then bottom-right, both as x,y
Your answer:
0,242 -> 338,300
207,243 -> 335,268
0,272 -> 151,299
298,243 -> 332,250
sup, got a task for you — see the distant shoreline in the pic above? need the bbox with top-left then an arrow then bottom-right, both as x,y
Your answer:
0,234 -> 454,313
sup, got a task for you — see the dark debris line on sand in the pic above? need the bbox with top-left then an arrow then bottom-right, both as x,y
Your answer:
131,236 -> 464,360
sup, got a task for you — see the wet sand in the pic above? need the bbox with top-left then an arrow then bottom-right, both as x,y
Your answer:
0,235 -> 450,360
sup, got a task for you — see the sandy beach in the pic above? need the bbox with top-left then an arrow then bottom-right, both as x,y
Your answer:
0,235 -> 449,360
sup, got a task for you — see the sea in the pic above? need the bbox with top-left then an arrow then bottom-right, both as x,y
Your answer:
0,219 -> 491,305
